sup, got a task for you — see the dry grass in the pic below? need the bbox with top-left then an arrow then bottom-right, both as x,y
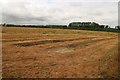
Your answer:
2,27 -> 118,78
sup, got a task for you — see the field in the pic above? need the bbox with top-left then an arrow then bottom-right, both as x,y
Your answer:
2,27 -> 119,78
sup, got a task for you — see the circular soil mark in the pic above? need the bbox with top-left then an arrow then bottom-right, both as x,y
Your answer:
48,47 -> 74,53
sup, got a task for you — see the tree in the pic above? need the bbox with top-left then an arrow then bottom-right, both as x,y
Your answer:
99,25 -> 105,28
3,23 -> 6,27
115,26 -> 120,30
105,25 -> 109,28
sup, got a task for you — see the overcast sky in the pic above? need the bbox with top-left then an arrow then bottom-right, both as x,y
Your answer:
0,0 -> 119,28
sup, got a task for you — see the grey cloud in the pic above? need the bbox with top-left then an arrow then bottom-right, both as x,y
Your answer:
2,12 -> 51,24
1,0 -> 118,27
89,12 -> 103,16
67,2 -> 82,7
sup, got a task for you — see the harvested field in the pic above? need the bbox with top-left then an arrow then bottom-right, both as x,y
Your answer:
2,27 -> 119,78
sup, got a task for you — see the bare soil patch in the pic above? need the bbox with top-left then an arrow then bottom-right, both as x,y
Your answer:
13,37 -> 96,47
47,38 -> 115,54
49,47 -> 74,53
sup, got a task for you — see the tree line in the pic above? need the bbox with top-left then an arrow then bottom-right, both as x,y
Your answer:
67,22 -> 120,33
1,22 -> 120,33
1,23 -> 67,29
68,22 -> 111,29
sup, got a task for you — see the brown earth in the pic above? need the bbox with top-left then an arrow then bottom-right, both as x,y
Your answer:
2,27 -> 119,78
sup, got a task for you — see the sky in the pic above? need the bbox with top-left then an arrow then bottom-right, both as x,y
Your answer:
0,0 -> 119,28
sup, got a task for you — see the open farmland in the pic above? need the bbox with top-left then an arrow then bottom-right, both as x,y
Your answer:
2,27 -> 119,78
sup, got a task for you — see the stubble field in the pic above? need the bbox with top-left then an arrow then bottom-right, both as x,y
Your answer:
2,27 -> 119,78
